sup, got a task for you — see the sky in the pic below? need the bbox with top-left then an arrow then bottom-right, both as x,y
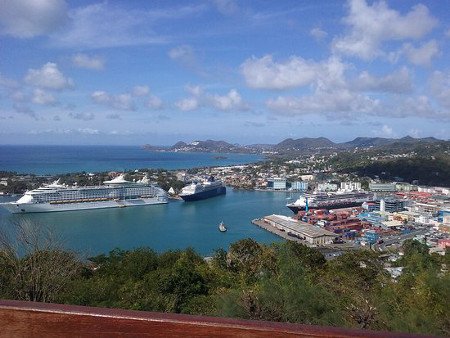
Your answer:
0,0 -> 449,145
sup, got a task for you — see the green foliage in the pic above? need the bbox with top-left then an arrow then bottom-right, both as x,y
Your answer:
1,239 -> 448,335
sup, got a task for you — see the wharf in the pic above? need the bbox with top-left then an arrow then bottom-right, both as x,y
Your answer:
251,218 -> 312,246
251,218 -> 361,254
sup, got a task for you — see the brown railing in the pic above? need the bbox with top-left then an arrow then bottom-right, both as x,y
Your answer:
0,300 -> 426,337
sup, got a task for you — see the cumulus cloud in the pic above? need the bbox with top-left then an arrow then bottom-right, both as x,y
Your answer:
310,27 -> 327,40
429,71 -> 450,109
91,91 -> 135,111
147,95 -> 163,109
211,89 -> 247,111
264,57 -> 381,118
402,40 -> 440,66
25,62 -> 74,90
0,0 -> 68,38
32,89 -> 56,105
168,44 -> 200,70
175,86 -> 247,112
72,53 -> 104,70
175,97 -> 199,111
131,85 -> 150,97
379,124 -> 396,137
332,0 -> 437,59
353,67 -> 412,93
241,55 -> 318,89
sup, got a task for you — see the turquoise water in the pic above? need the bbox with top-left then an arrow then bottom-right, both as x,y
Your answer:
0,145 -> 262,175
0,190 -> 292,256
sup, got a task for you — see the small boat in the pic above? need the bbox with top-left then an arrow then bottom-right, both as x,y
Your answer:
218,221 -> 227,232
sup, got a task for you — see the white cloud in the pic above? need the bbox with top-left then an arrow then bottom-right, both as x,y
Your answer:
132,85 -> 150,97
332,0 -> 437,59
114,94 -> 134,111
241,55 -> 318,89
186,85 -> 202,96
72,53 -> 104,70
429,71 -> 450,109
175,97 -> 199,111
147,95 -> 163,109
380,124 -> 396,137
428,71 -> 450,115
267,90 -> 378,117
52,3 -> 164,48
353,67 -> 412,93
91,91 -> 135,111
32,89 -> 56,105
397,95 -> 438,118
25,62 -> 73,90
0,0 -> 68,38
310,27 -> 327,40
402,40 -> 440,66
211,89 -> 247,111
168,45 -> 199,69
91,91 -> 110,103
175,85 -> 247,112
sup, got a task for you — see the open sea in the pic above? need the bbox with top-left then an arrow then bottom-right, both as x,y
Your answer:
0,145 -> 263,175
0,145 -> 290,256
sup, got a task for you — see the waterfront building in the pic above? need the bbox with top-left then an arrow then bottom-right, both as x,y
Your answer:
340,182 -> 361,191
395,182 -> 417,192
317,183 -> 338,192
291,181 -> 308,191
369,182 -> 397,192
263,214 -> 336,245
268,177 -> 287,190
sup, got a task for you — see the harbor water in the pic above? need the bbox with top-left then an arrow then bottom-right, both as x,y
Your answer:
0,190 -> 290,257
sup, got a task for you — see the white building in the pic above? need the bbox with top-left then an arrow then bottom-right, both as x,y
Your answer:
340,181 -> 361,191
369,182 -> 396,192
291,181 -> 308,191
300,174 -> 315,181
317,183 -> 338,192
269,177 -> 287,190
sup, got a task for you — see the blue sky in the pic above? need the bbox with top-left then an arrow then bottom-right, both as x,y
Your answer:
0,0 -> 449,145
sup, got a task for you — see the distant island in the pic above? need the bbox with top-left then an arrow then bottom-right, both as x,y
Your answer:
143,136 -> 450,156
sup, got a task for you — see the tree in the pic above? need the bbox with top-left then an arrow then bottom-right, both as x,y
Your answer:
0,220 -> 81,303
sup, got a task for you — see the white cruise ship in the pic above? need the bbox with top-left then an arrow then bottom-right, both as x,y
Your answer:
0,175 -> 168,213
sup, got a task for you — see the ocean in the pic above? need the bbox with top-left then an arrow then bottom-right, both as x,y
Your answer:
0,145 -> 288,256
0,145 -> 263,175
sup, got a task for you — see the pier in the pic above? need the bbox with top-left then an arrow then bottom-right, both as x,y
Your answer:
251,217 -> 361,255
252,218 -> 311,246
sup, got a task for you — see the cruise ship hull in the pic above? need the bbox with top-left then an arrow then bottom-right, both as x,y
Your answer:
180,186 -> 226,202
1,196 -> 168,214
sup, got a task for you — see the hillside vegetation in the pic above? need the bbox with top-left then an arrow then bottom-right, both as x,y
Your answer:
0,237 -> 448,335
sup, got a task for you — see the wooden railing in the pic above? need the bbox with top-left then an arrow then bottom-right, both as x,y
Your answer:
0,300 -> 426,337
